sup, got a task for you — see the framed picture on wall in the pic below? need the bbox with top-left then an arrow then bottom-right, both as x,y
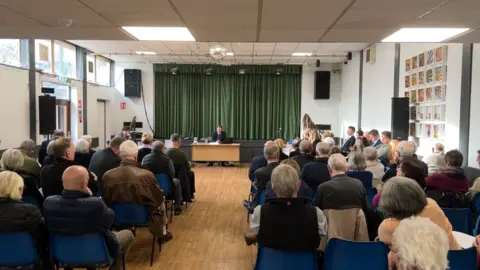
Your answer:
435,46 -> 447,64
419,53 -> 425,67
406,59 -> 412,72
418,88 -> 425,102
425,124 -> 432,138
425,87 -> 433,102
416,123 -> 423,138
411,73 -> 418,86
427,50 -> 434,65
410,89 -> 417,103
411,56 -> 418,70
434,104 -> 445,121
435,66 -> 446,82
404,91 -> 410,98
426,68 -> 434,83
410,106 -> 417,120
434,85 -> 446,102
418,70 -> 425,85
426,106 -> 433,120
405,75 -> 411,88
409,123 -> 416,137
417,106 -> 425,120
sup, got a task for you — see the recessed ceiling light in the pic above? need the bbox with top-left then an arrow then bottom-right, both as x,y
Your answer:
382,28 -> 470,42
122,27 -> 195,41
292,52 -> 312,57
135,51 -> 156,55
226,52 -> 234,56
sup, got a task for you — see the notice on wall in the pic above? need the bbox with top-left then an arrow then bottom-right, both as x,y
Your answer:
120,102 -> 127,110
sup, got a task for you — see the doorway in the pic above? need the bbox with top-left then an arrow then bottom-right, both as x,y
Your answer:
56,99 -> 70,136
96,100 -> 106,149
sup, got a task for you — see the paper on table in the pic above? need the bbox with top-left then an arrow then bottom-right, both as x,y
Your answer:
209,142 -> 219,145
452,231 -> 475,249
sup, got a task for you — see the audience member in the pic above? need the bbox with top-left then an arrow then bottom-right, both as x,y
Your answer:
329,146 -> 342,155
138,132 -> 154,163
372,157 -> 426,208
265,159 -> 314,199
300,142 -> 331,192
347,151 -> 373,188
38,129 -> 64,165
244,164 -> 327,251
466,177 -> 480,204
364,147 -> 384,188
341,126 -> 356,153
351,137 -> 368,153
308,129 -> 321,155
292,140 -> 315,170
142,140 -> 183,214
41,137 -> 98,198
18,139 -> 41,180
323,137 -> 335,147
274,138 -> 289,161
43,166 -> 134,270
253,142 -> 280,191
248,141 -> 272,181
377,176 -> 461,250
42,140 -> 55,167
321,130 -> 334,142
355,129 -> 364,138
378,131 -> 393,162
74,138 -> 92,169
115,126 -> 131,140
80,135 -> 95,154
1,149 -> 44,206
166,134 -> 195,201
102,141 -> 172,243
370,129 -> 382,147
288,139 -> 301,158
89,137 -> 125,181
382,141 -> 428,182
0,171 -> 49,268
425,149 -> 468,208
422,143 -> 446,175
389,217 -> 449,270
363,130 -> 371,145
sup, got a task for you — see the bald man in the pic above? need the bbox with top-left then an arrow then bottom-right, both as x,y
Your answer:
43,166 -> 134,270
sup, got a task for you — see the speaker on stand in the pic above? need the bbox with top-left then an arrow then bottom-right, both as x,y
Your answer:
391,97 -> 409,141
39,95 -> 56,135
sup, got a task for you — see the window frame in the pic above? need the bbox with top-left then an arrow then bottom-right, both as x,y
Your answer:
53,40 -> 77,79
95,55 -> 111,86
0,39 -> 22,68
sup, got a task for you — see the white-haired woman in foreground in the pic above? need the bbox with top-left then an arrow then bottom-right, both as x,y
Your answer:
390,217 -> 449,270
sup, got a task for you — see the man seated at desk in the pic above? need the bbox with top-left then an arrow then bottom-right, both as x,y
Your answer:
208,125 -> 227,166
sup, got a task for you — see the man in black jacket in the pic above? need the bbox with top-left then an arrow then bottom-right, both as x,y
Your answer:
292,140 -> 315,170
142,140 -> 183,214
209,125 -> 227,166
38,129 -> 64,166
300,142 -> 331,192
43,166 -> 134,270
253,142 -> 280,191
341,126 -> 356,153
89,137 -> 125,182
41,137 -> 98,198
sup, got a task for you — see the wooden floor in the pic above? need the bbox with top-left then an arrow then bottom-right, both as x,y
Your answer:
126,164 -> 255,270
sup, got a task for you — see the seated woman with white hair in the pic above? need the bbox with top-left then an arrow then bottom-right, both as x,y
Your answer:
80,135 -> 95,154
244,164 -> 327,251
389,217 -> 449,270
138,132 -> 154,163
74,139 -> 92,169
364,147 -> 385,189
323,137 -> 335,147
346,151 -> 374,188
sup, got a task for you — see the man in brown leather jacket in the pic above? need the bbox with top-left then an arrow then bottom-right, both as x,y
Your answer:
102,140 -> 172,243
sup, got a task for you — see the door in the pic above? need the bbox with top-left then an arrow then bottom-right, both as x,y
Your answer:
56,99 -> 71,136
96,101 -> 106,149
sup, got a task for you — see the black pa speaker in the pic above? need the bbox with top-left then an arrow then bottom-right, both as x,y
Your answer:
39,95 -> 56,135
314,71 -> 331,99
391,97 -> 409,141
124,69 -> 142,97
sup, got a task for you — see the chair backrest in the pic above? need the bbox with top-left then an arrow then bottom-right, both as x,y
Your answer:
324,238 -> 388,270
447,246 -> 478,270
442,208 -> 472,235
50,233 -> 111,268
0,232 -> 38,268
254,245 -> 317,270
473,194 -> 480,215
366,187 -> 377,205
346,171 -> 373,188
155,174 -> 171,194
22,196 -> 41,209
112,203 -> 149,227
258,190 -> 265,205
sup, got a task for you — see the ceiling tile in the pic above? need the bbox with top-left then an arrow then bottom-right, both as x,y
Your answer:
321,29 -> 394,42
20,7 -> 114,27
260,30 -> 327,42
0,7 -> 42,26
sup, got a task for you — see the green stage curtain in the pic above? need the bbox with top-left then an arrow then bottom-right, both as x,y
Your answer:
154,64 -> 301,140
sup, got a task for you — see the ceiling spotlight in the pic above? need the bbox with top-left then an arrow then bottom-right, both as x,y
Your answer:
170,67 -> 178,75
209,43 -> 227,61
205,67 -> 214,75
239,68 -> 246,75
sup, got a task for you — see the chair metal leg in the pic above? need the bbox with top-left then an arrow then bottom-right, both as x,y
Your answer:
122,253 -> 126,270
170,201 -> 174,224
150,235 -> 155,266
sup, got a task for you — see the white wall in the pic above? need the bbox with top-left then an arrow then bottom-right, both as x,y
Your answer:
339,51 -> 360,139
468,44 -> 480,166
0,65 -> 29,149
301,64 -> 341,135
361,43 -> 395,132
400,43 -> 463,156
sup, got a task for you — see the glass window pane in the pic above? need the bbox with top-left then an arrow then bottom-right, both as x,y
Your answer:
54,41 -> 76,78
0,39 -> 20,67
87,54 -> 95,82
35,40 -> 52,73
42,82 -> 70,100
96,57 -> 110,86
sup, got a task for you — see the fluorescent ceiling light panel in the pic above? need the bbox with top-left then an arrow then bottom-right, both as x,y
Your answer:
292,52 -> 312,56
135,51 -> 156,55
226,52 -> 234,56
382,28 -> 469,42
122,27 -> 195,41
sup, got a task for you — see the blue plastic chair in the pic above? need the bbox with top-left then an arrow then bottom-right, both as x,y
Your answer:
324,238 -> 389,270
346,171 -> 373,188
50,233 -> 114,269
112,203 -> 158,266
22,196 -> 41,209
155,174 -> 175,224
0,232 -> 38,269
254,245 -> 317,270
442,208 -> 472,235
258,190 -> 265,205
447,246 -> 478,270
366,187 -> 377,205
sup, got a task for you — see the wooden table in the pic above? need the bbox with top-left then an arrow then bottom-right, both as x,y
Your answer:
191,143 -> 241,162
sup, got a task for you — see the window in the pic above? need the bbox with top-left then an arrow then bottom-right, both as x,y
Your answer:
54,41 -> 76,78
35,40 -> 52,72
0,39 -> 21,67
42,82 -> 70,100
96,56 -> 111,86
87,54 -> 96,82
